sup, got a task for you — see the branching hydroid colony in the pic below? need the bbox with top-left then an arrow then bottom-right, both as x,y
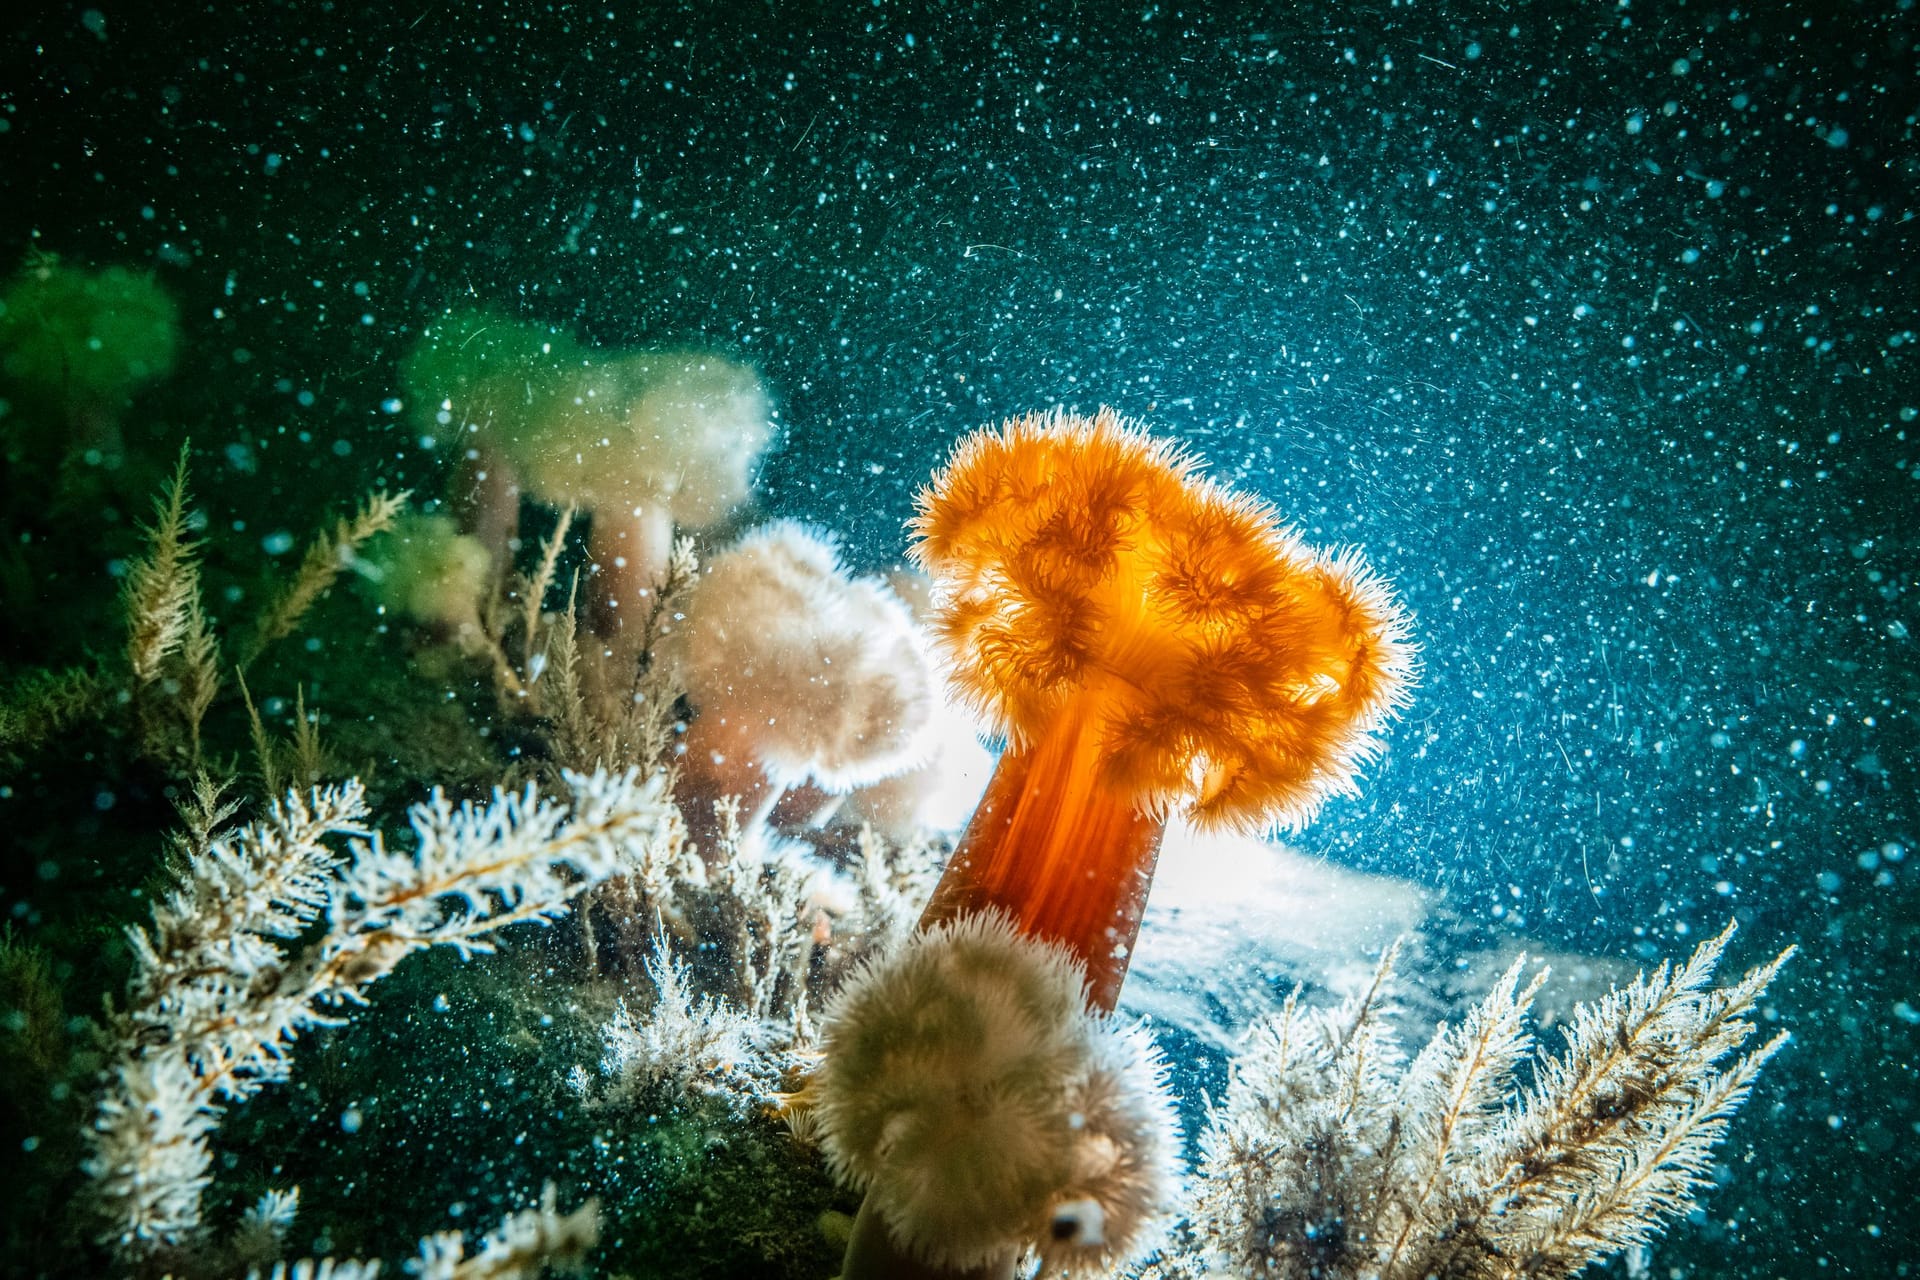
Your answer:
242,1183 -> 600,1280
451,512 -> 696,792
1140,923 -> 1792,1280
121,449 -> 221,763
577,789 -> 943,1045
242,489 -> 412,669
577,932 -> 763,1108
0,450 -> 404,771
87,766 -> 671,1272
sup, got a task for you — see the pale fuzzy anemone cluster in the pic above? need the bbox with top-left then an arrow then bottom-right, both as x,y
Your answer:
845,568 -> 996,838
846,693 -> 996,837
517,349 -> 771,530
401,308 -> 774,605
811,912 -> 1181,1275
671,521 -> 936,805
359,510 -> 493,643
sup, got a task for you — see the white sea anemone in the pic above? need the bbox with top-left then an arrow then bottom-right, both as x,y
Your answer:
360,510 -> 493,643
510,350 -> 769,522
848,695 -> 996,837
402,313 -> 776,626
612,350 -> 773,527
812,912 -> 1181,1275
513,349 -> 774,608
672,521 -> 936,809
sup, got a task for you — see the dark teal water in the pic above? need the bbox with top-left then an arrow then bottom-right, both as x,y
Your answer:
2,3 -> 1913,1276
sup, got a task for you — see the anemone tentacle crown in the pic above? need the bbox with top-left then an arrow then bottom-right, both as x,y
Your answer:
911,405 -> 1415,835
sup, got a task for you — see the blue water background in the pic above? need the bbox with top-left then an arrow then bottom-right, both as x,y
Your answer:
3,3 -> 1912,1274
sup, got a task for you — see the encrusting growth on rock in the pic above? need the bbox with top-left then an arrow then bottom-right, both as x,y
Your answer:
911,407 -> 1415,1009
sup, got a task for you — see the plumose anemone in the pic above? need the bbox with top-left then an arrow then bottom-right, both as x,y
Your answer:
401,308 -> 587,560
401,308 -> 774,630
911,406 -> 1416,1009
515,348 -> 773,617
811,911 -> 1179,1279
0,254 -> 180,460
820,406 -> 1414,1280
670,520 -> 936,833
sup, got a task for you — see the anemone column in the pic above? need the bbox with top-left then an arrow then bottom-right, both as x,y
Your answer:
918,680 -> 1166,1012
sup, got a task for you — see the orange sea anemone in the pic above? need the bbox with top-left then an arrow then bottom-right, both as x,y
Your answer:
911,407 -> 1414,1010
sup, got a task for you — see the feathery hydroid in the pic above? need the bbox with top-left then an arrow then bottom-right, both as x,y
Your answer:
244,488 -> 410,667
244,1183 -> 599,1280
1168,922 -> 1791,1280
87,767 -> 675,1261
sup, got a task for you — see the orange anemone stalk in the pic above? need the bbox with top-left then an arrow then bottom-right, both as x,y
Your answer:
910,406 -> 1416,1012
